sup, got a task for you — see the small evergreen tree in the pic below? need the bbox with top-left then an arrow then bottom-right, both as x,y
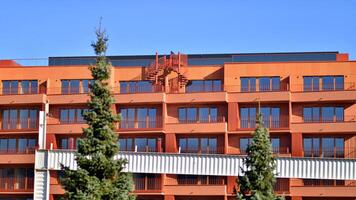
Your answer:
236,113 -> 284,200
60,27 -> 135,200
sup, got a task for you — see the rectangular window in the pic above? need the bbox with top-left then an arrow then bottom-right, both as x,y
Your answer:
61,80 -> 92,94
0,138 -> 37,154
303,137 -> 344,158
119,107 -> 158,129
120,81 -> 153,93
1,109 -> 38,130
259,77 -> 270,91
59,137 -> 79,150
59,108 -> 88,124
303,107 -> 344,123
179,137 -> 218,154
240,138 -> 252,154
186,80 -> 222,93
178,107 -> 220,123
0,167 -> 34,191
303,76 -> 344,91
119,137 -> 159,152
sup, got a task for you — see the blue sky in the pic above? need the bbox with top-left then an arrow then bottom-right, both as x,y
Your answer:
0,0 -> 355,59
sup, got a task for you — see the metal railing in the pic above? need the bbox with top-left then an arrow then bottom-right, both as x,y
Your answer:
178,146 -> 225,154
303,147 -> 356,158
301,115 -> 356,123
133,175 -> 161,191
117,117 -> 163,129
240,147 -> 290,155
239,116 -> 289,129
0,177 -> 34,191
177,116 -> 226,124
165,175 -> 225,186
294,82 -> 356,92
302,179 -> 356,187
0,87 -> 45,96
224,84 -> 289,92
116,85 -> 164,94
0,147 -> 36,154
185,85 -> 223,93
0,119 -> 38,130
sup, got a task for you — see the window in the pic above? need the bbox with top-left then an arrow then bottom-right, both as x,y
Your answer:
60,108 -> 88,124
0,168 -> 34,191
303,137 -> 344,158
120,81 -> 153,93
178,107 -> 219,123
2,80 -> 38,95
0,138 -> 36,154
240,138 -> 252,154
241,77 -> 256,92
61,79 -> 92,94
179,137 -> 218,154
241,77 -> 280,92
119,137 -> 158,152
303,179 -> 345,186
119,107 -> 158,129
59,137 -> 79,150
240,137 -> 281,154
1,109 -> 38,130
303,76 -> 344,91
186,80 -> 222,93
240,107 -> 280,128
303,106 -> 344,122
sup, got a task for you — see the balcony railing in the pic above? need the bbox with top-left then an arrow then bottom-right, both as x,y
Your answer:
166,176 -> 226,186
0,147 -> 36,154
303,179 -> 356,187
117,117 -> 162,130
0,87 -> 45,95
240,146 -> 290,155
0,119 -> 38,130
303,147 -> 356,158
239,116 -> 289,130
177,116 -> 226,124
301,115 -> 356,123
0,177 -> 34,191
48,87 -> 91,95
225,84 -> 289,92
120,146 -> 158,153
296,82 -> 356,92
178,146 -> 225,154
273,178 -> 289,193
185,85 -> 223,93
133,176 -> 161,191
118,85 -> 164,94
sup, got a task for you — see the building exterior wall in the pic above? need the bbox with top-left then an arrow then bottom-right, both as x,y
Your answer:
0,52 -> 355,200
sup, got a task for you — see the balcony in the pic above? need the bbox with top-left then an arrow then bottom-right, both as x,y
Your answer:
0,86 -> 46,105
226,84 -> 290,103
238,116 -> 289,132
165,116 -> 227,133
291,82 -> 356,102
179,146 -> 225,154
164,175 -> 226,196
46,87 -> 90,104
117,117 -> 163,132
290,115 -> 356,133
114,85 -> 165,104
166,91 -> 227,104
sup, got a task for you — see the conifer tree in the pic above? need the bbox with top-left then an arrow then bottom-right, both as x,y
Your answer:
60,27 -> 135,200
236,113 -> 284,200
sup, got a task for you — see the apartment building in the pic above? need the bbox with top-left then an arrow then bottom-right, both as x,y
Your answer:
0,51 -> 355,200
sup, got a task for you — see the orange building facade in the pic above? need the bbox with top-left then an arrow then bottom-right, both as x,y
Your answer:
0,51 -> 355,200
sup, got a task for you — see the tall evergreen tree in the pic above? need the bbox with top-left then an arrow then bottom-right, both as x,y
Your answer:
236,113 -> 284,200
60,27 -> 135,200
